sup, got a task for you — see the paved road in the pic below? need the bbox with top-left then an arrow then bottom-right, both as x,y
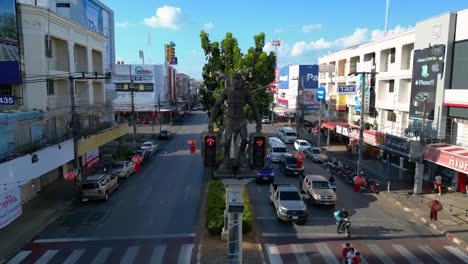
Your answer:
9,111 -> 209,264
251,124 -> 468,264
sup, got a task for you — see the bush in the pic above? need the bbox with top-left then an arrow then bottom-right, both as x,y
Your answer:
206,180 -> 226,235
112,147 -> 133,161
242,186 -> 253,233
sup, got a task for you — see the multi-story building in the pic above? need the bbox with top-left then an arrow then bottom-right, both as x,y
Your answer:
318,9 -> 467,193
0,0 -> 126,222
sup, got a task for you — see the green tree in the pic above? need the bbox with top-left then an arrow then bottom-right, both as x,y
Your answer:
199,31 -> 275,128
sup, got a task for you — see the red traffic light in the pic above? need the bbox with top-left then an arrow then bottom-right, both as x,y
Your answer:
256,139 -> 264,147
206,137 -> 215,146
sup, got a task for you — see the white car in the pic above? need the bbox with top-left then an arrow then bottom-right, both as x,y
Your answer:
262,116 -> 271,124
141,141 -> 159,154
109,161 -> 135,178
294,139 -> 311,152
303,147 -> 328,162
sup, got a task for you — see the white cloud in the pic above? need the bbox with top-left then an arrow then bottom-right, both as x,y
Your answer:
371,25 -> 409,40
144,5 -> 184,30
116,21 -> 130,28
333,28 -> 369,48
264,41 -> 290,57
301,24 -> 322,33
204,22 -> 214,31
274,28 -> 284,34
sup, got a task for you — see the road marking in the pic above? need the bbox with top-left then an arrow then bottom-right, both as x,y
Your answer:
120,246 -> 140,264
418,245 -> 449,264
34,233 -> 196,243
178,244 -> 194,264
444,246 -> 468,263
91,248 -> 112,264
8,251 -> 31,264
366,244 -> 396,264
290,244 -> 309,264
393,245 -> 422,264
149,245 -> 166,264
262,232 -> 409,238
63,249 -> 86,264
315,243 -> 339,264
36,249 -> 59,264
265,244 -> 283,264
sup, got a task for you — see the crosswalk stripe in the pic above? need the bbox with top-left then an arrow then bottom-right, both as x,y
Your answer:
444,246 -> 468,263
63,249 -> 86,264
7,251 -> 31,264
315,243 -> 339,264
266,244 -> 283,264
393,245 -> 422,264
91,248 -> 112,264
177,244 -> 194,264
120,246 -> 140,264
290,244 -> 309,264
149,245 -> 166,264
36,249 -> 59,264
367,244 -> 396,264
418,245 -> 450,264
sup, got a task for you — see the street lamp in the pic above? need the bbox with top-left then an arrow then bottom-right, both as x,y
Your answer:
412,94 -> 428,195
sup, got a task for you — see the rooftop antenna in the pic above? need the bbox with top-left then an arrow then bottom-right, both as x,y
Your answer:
384,0 -> 390,35
148,32 -> 151,64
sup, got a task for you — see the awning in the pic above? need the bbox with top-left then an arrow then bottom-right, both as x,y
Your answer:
425,143 -> 468,174
321,121 -> 349,130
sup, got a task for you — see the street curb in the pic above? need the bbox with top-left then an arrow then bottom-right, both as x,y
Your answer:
387,194 -> 468,252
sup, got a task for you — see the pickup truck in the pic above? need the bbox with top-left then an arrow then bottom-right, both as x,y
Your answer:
269,183 -> 308,224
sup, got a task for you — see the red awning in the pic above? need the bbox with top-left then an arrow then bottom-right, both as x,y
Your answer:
425,143 -> 468,174
321,121 -> 337,130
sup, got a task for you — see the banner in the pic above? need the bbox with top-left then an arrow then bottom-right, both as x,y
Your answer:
0,187 -> 22,229
86,148 -> 99,168
83,0 -> 103,33
0,0 -> 21,84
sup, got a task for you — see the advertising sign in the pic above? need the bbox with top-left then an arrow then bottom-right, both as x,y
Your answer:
364,74 -> 371,113
409,45 -> 445,120
278,66 -> 289,89
338,85 -> 357,95
0,187 -> 22,229
317,87 -> 326,101
0,0 -> 21,84
86,148 -> 99,168
299,65 -> 319,89
83,0 -> 103,33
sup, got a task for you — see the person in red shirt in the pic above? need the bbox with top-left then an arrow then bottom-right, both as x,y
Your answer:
342,243 -> 351,264
351,252 -> 362,264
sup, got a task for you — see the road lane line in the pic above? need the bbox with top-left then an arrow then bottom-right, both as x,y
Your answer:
393,245 -> 422,264
177,244 -> 194,264
91,248 -> 112,264
266,244 -> 283,264
290,244 -> 309,264
34,233 -> 196,242
149,245 -> 166,264
63,249 -> 86,264
315,243 -> 339,264
120,246 -> 140,264
418,245 -> 449,264
366,244 -> 396,264
7,251 -> 31,264
36,250 -> 59,264
444,246 -> 468,263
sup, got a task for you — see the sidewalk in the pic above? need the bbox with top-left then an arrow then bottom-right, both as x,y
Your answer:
0,178 -> 78,263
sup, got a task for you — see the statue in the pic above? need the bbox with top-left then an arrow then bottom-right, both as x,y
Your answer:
208,72 -> 262,168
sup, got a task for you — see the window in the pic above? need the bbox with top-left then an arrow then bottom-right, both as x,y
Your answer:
0,85 -> 13,96
390,48 -> 396,63
387,110 -> 396,122
47,80 -> 55,95
45,37 -> 52,58
388,80 -> 395,93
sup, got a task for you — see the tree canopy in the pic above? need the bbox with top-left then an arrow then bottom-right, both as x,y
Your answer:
199,31 -> 275,127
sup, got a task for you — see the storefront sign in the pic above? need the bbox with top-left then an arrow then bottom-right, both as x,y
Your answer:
0,188 -> 22,229
336,125 -> 384,145
338,85 -> 356,95
385,134 -> 411,154
86,148 -> 100,168
425,144 -> 468,174
0,0 -> 21,84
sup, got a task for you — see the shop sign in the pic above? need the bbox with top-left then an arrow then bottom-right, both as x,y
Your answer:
385,134 -> 411,154
86,148 -> 99,168
336,125 -> 384,145
425,146 -> 468,174
0,188 -> 22,229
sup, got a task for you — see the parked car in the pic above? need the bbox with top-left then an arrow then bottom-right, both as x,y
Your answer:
294,139 -> 311,152
158,130 -> 172,140
109,161 -> 135,178
262,116 -> 271,124
303,147 -> 328,162
301,175 -> 337,205
80,174 -> 119,202
135,149 -> 151,164
280,154 -> 304,176
141,141 -> 159,155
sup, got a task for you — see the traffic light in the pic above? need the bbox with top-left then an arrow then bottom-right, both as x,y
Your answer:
252,136 -> 266,169
165,44 -> 172,62
204,135 -> 217,167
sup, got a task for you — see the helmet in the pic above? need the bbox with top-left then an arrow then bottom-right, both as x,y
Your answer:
341,208 -> 347,212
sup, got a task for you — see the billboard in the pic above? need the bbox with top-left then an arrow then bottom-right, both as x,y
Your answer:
299,65 -> 319,110
0,0 -> 20,84
83,0 -> 103,33
409,45 -> 445,120
278,66 -> 289,89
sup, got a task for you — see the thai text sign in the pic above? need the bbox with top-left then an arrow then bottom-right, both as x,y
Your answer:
0,188 -> 22,229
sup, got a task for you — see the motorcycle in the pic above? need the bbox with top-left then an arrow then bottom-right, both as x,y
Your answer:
360,179 -> 380,194
337,217 -> 352,238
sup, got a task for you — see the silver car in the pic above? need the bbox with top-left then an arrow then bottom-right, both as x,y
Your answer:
109,161 -> 135,178
141,141 -> 159,155
80,174 -> 119,202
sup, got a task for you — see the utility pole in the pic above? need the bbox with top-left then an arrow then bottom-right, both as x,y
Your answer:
271,39 -> 281,125
317,99 -> 322,148
129,65 -> 137,152
348,70 -> 378,174
158,92 -> 162,133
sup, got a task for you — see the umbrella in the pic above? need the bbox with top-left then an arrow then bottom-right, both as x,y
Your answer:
353,175 -> 366,185
428,200 -> 443,211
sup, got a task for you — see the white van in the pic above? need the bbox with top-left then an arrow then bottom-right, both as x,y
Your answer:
278,127 -> 297,144
268,137 -> 288,162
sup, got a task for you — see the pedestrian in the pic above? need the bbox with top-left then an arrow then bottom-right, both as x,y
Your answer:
341,243 -> 351,264
434,174 -> 442,195
351,252 -> 362,264
429,200 -> 442,221
346,247 -> 355,264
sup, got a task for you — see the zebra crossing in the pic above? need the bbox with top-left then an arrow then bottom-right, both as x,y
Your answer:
263,235 -> 468,264
7,235 -> 194,264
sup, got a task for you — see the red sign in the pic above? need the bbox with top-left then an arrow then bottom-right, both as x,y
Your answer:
206,138 -> 215,146
256,139 -> 264,147
425,144 -> 468,174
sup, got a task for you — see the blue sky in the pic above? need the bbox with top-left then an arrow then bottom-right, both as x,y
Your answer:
99,0 -> 467,81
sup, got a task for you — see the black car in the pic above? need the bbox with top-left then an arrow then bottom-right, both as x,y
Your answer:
280,154 -> 304,176
158,130 -> 172,139
135,149 -> 150,164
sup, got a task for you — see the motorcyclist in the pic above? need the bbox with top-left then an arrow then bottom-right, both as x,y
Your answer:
336,208 -> 349,233
329,175 -> 335,183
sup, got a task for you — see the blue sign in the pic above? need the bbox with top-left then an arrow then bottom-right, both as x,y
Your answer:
354,105 -> 361,112
278,66 -> 289,89
338,85 -> 357,95
0,96 -> 14,105
299,65 -> 319,89
0,0 -> 21,84
170,57 -> 178,65
317,87 -> 326,101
